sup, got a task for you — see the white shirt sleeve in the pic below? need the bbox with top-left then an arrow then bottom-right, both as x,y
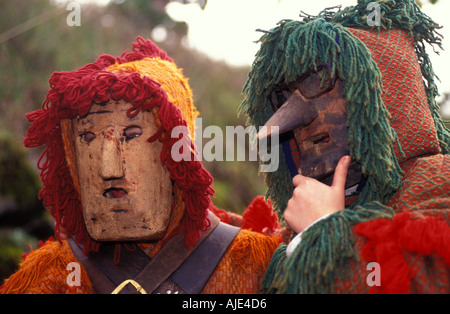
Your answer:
285,213 -> 332,257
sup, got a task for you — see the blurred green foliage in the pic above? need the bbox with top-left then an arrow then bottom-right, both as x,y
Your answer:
0,131 -> 41,206
0,130 -> 53,282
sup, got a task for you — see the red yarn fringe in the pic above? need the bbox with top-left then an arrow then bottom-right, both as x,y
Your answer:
242,196 -> 280,235
354,211 -> 450,293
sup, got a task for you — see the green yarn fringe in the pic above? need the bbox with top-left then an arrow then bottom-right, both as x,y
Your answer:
261,201 -> 394,293
260,243 -> 287,292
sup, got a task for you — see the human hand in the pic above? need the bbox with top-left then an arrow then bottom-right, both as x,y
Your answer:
283,155 -> 351,233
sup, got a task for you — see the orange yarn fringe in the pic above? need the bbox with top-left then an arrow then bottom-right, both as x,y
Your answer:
1,239 -> 92,294
107,57 -> 198,137
229,229 -> 282,275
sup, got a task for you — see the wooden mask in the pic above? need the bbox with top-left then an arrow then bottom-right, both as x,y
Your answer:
62,99 -> 172,242
259,67 -> 361,188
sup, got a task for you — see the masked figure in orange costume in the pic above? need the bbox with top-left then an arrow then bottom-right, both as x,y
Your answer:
1,38 -> 281,294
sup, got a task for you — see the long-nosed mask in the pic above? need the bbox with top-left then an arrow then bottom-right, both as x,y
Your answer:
258,66 -> 361,188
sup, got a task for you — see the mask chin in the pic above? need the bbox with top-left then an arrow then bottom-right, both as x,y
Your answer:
316,160 -> 362,189
289,79 -> 363,189
293,123 -> 363,189
263,77 -> 364,190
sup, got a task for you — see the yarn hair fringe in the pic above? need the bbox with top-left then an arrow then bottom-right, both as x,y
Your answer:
229,229 -> 282,276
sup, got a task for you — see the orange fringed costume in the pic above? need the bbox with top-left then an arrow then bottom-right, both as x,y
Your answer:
1,38 -> 282,294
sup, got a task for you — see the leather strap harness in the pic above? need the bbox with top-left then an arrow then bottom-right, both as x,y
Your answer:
68,213 -> 240,294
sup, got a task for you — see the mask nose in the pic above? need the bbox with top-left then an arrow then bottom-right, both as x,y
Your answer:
101,128 -> 124,180
257,89 -> 318,139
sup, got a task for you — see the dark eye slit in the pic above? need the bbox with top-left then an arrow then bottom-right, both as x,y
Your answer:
123,125 -> 142,142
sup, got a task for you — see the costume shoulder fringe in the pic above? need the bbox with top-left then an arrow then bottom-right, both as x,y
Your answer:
1,239 -> 91,294
229,229 -> 282,276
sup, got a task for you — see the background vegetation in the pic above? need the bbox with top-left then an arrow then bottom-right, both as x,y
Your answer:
0,0 -> 448,283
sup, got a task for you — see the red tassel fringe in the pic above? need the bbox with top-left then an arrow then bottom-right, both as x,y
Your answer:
242,196 -> 280,234
354,211 -> 450,293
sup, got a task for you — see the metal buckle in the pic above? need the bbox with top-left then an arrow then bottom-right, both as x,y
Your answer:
111,279 -> 147,294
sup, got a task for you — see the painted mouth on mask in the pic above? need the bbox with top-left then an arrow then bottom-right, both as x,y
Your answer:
103,187 -> 128,198
305,132 -> 330,145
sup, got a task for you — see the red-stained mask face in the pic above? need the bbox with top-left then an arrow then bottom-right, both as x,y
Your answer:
68,100 -> 172,242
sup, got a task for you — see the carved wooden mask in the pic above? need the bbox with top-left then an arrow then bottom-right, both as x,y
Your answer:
62,99 -> 172,242
260,68 -> 361,188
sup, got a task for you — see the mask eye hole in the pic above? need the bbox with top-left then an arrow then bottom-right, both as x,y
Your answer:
80,132 -> 95,143
124,126 -> 142,141
270,87 -> 291,112
298,65 -> 336,99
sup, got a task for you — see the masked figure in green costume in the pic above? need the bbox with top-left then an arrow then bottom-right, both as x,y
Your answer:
240,0 -> 450,293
